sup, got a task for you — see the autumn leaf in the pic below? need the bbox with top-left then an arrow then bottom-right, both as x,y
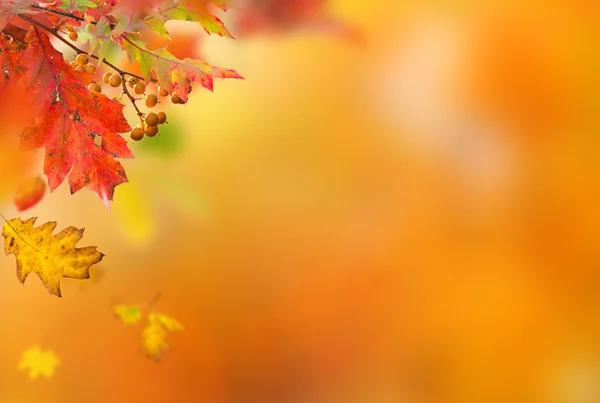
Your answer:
2,217 -> 104,297
142,312 -> 184,361
58,0 -> 99,13
122,35 -> 242,102
157,0 -> 234,38
14,176 -> 47,212
18,27 -> 133,209
0,0 -> 33,31
114,304 -> 142,325
18,345 -> 60,379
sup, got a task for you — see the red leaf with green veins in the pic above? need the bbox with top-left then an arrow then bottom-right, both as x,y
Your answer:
18,27 -> 132,209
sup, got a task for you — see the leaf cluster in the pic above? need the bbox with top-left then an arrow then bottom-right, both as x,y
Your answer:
1,0 -> 241,207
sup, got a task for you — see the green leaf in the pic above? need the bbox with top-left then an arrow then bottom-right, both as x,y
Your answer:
142,12 -> 171,39
58,0 -> 98,12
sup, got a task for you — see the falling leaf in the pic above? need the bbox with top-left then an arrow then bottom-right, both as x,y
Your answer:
18,345 -> 60,379
14,176 -> 46,212
114,304 -> 142,325
2,217 -> 104,297
142,312 -> 184,360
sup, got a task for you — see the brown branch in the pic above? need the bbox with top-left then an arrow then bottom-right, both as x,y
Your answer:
30,4 -> 85,23
17,14 -> 145,81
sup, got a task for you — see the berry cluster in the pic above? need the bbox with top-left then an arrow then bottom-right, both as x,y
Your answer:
61,24 -> 184,142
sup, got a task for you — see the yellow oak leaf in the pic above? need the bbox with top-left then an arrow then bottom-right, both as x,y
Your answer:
2,217 -> 104,297
18,345 -> 60,380
114,304 -> 142,325
142,312 -> 184,361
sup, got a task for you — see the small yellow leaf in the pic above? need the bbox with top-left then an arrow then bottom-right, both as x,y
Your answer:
142,312 -> 184,361
18,345 -> 60,380
2,217 -> 104,297
152,312 -> 184,331
113,304 -> 142,325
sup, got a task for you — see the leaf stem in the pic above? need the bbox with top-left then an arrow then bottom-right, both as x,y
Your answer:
147,293 -> 162,308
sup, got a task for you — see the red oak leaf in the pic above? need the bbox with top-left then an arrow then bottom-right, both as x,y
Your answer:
18,27 -> 133,209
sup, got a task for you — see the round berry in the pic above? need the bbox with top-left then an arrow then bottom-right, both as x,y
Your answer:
145,125 -> 159,137
145,112 -> 159,127
128,77 -> 139,88
103,72 -> 111,84
66,24 -> 74,32
145,94 -> 158,108
70,61 -> 77,68
109,74 -> 122,88
130,127 -> 144,141
134,82 -> 146,95
76,53 -> 88,66
74,65 -> 85,72
69,32 -> 78,41
88,83 -> 101,93
85,64 -> 96,75
158,86 -> 169,97
157,111 -> 167,124
171,93 -> 182,104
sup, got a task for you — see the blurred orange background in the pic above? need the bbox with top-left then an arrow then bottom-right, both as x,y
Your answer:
2,0 -> 600,402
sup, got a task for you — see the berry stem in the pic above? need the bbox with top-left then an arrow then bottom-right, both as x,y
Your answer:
121,75 -> 144,117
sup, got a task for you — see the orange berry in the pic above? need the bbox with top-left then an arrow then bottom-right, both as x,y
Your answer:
145,94 -> 158,108
157,111 -> 167,124
158,86 -> 169,97
88,83 -> 101,93
85,64 -> 96,75
109,74 -> 122,88
145,112 -> 159,127
130,127 -> 144,141
134,82 -> 146,95
76,53 -> 88,66
145,125 -> 159,137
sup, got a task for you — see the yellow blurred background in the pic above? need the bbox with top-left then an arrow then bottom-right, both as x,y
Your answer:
2,0 -> 600,402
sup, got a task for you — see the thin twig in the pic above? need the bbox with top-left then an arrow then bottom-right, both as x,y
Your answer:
31,4 -> 85,23
17,14 -> 145,81
122,75 -> 144,117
